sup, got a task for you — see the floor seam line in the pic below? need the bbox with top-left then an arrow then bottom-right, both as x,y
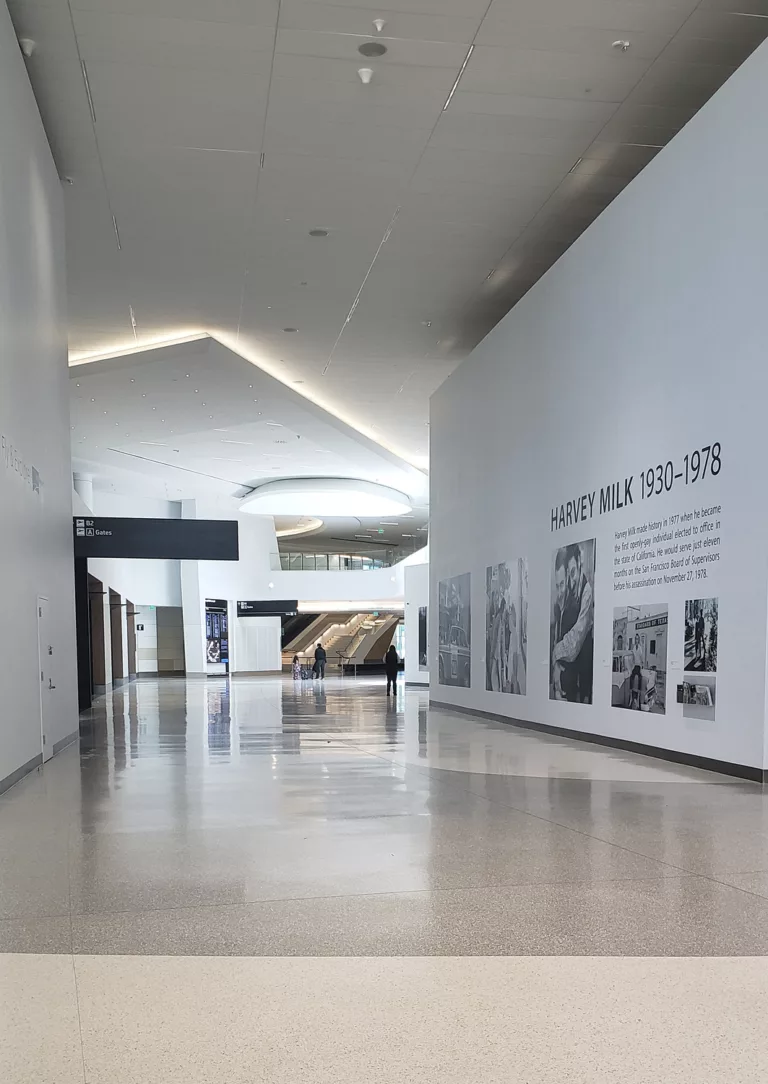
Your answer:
69,954 -> 89,1084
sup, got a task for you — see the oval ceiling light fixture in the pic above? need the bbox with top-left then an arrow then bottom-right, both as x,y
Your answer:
240,478 -> 412,518
358,67 -> 373,84
359,41 -> 387,57
283,327 -> 298,333
309,228 -> 328,237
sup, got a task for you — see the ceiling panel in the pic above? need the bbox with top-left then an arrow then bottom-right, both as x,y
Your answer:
428,110 -> 601,156
270,50 -> 458,97
11,0 -> 767,474
477,0 -> 700,36
263,117 -> 433,166
302,0 -> 490,15
462,44 -> 657,102
69,0 -> 280,23
275,27 -> 469,67
84,61 -> 271,150
72,11 -> 276,69
279,0 -> 480,43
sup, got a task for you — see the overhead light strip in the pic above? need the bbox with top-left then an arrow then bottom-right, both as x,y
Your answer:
442,45 -> 474,111
80,60 -> 96,124
68,331 -> 208,367
111,215 -> 122,250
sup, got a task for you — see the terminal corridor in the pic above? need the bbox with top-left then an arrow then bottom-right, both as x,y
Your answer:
3,677 -> 768,1081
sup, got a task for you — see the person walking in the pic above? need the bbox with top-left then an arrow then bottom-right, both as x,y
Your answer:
385,644 -> 399,696
314,642 -> 327,679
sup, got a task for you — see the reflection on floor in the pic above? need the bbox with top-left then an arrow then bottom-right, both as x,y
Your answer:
3,676 -> 768,1081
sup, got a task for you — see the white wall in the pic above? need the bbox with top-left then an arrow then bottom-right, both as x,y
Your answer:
134,605 -> 158,673
231,616 -> 282,673
0,7 -> 78,786
404,563 -> 429,685
430,41 -> 768,772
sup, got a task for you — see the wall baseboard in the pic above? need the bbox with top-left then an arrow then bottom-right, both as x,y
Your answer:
406,680 -> 429,687
429,700 -> 765,785
52,729 -> 78,755
0,753 -> 43,797
233,670 -> 284,677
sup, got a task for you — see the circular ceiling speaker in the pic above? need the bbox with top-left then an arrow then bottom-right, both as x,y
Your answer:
358,41 -> 387,57
240,478 -> 412,518
309,228 -> 328,237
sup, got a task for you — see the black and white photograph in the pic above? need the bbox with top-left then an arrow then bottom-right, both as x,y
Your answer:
681,674 -> 716,722
550,539 -> 595,703
418,605 -> 428,671
612,604 -> 668,714
685,597 -> 718,672
486,558 -> 528,695
438,573 -> 471,687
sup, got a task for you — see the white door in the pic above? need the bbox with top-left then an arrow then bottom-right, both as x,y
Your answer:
37,597 -> 55,762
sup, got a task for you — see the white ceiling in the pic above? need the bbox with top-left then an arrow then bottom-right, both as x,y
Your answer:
9,0 -> 768,468
69,334 -> 429,547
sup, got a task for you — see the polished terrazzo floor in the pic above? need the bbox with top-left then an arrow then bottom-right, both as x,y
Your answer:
3,676 -> 768,1081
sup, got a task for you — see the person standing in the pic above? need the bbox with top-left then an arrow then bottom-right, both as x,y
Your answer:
552,544 -> 594,703
314,642 -> 327,679
385,644 -> 399,696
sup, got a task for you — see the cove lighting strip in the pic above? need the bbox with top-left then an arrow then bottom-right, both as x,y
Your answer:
68,331 -> 208,367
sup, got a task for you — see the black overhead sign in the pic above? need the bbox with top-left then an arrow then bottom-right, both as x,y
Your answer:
73,517 -> 239,561
237,600 -> 298,617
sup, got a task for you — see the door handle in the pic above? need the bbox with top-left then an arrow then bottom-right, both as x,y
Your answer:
48,679 -> 56,690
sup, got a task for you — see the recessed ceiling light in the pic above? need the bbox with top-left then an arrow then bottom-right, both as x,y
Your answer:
76,383 -> 80,387
266,421 -> 283,427
283,327 -> 298,333
249,384 -> 253,388
194,389 -> 199,393
152,407 -> 157,410
71,425 -> 75,430
140,442 -> 168,447
221,439 -> 253,445
90,398 -> 95,402
130,378 -> 135,382
309,228 -> 328,237
208,415 -> 213,418
185,373 -> 190,377
358,41 -> 387,57
103,410 -> 107,414
201,402 -> 206,406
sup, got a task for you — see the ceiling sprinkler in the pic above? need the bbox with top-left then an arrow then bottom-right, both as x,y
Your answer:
372,18 -> 386,33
